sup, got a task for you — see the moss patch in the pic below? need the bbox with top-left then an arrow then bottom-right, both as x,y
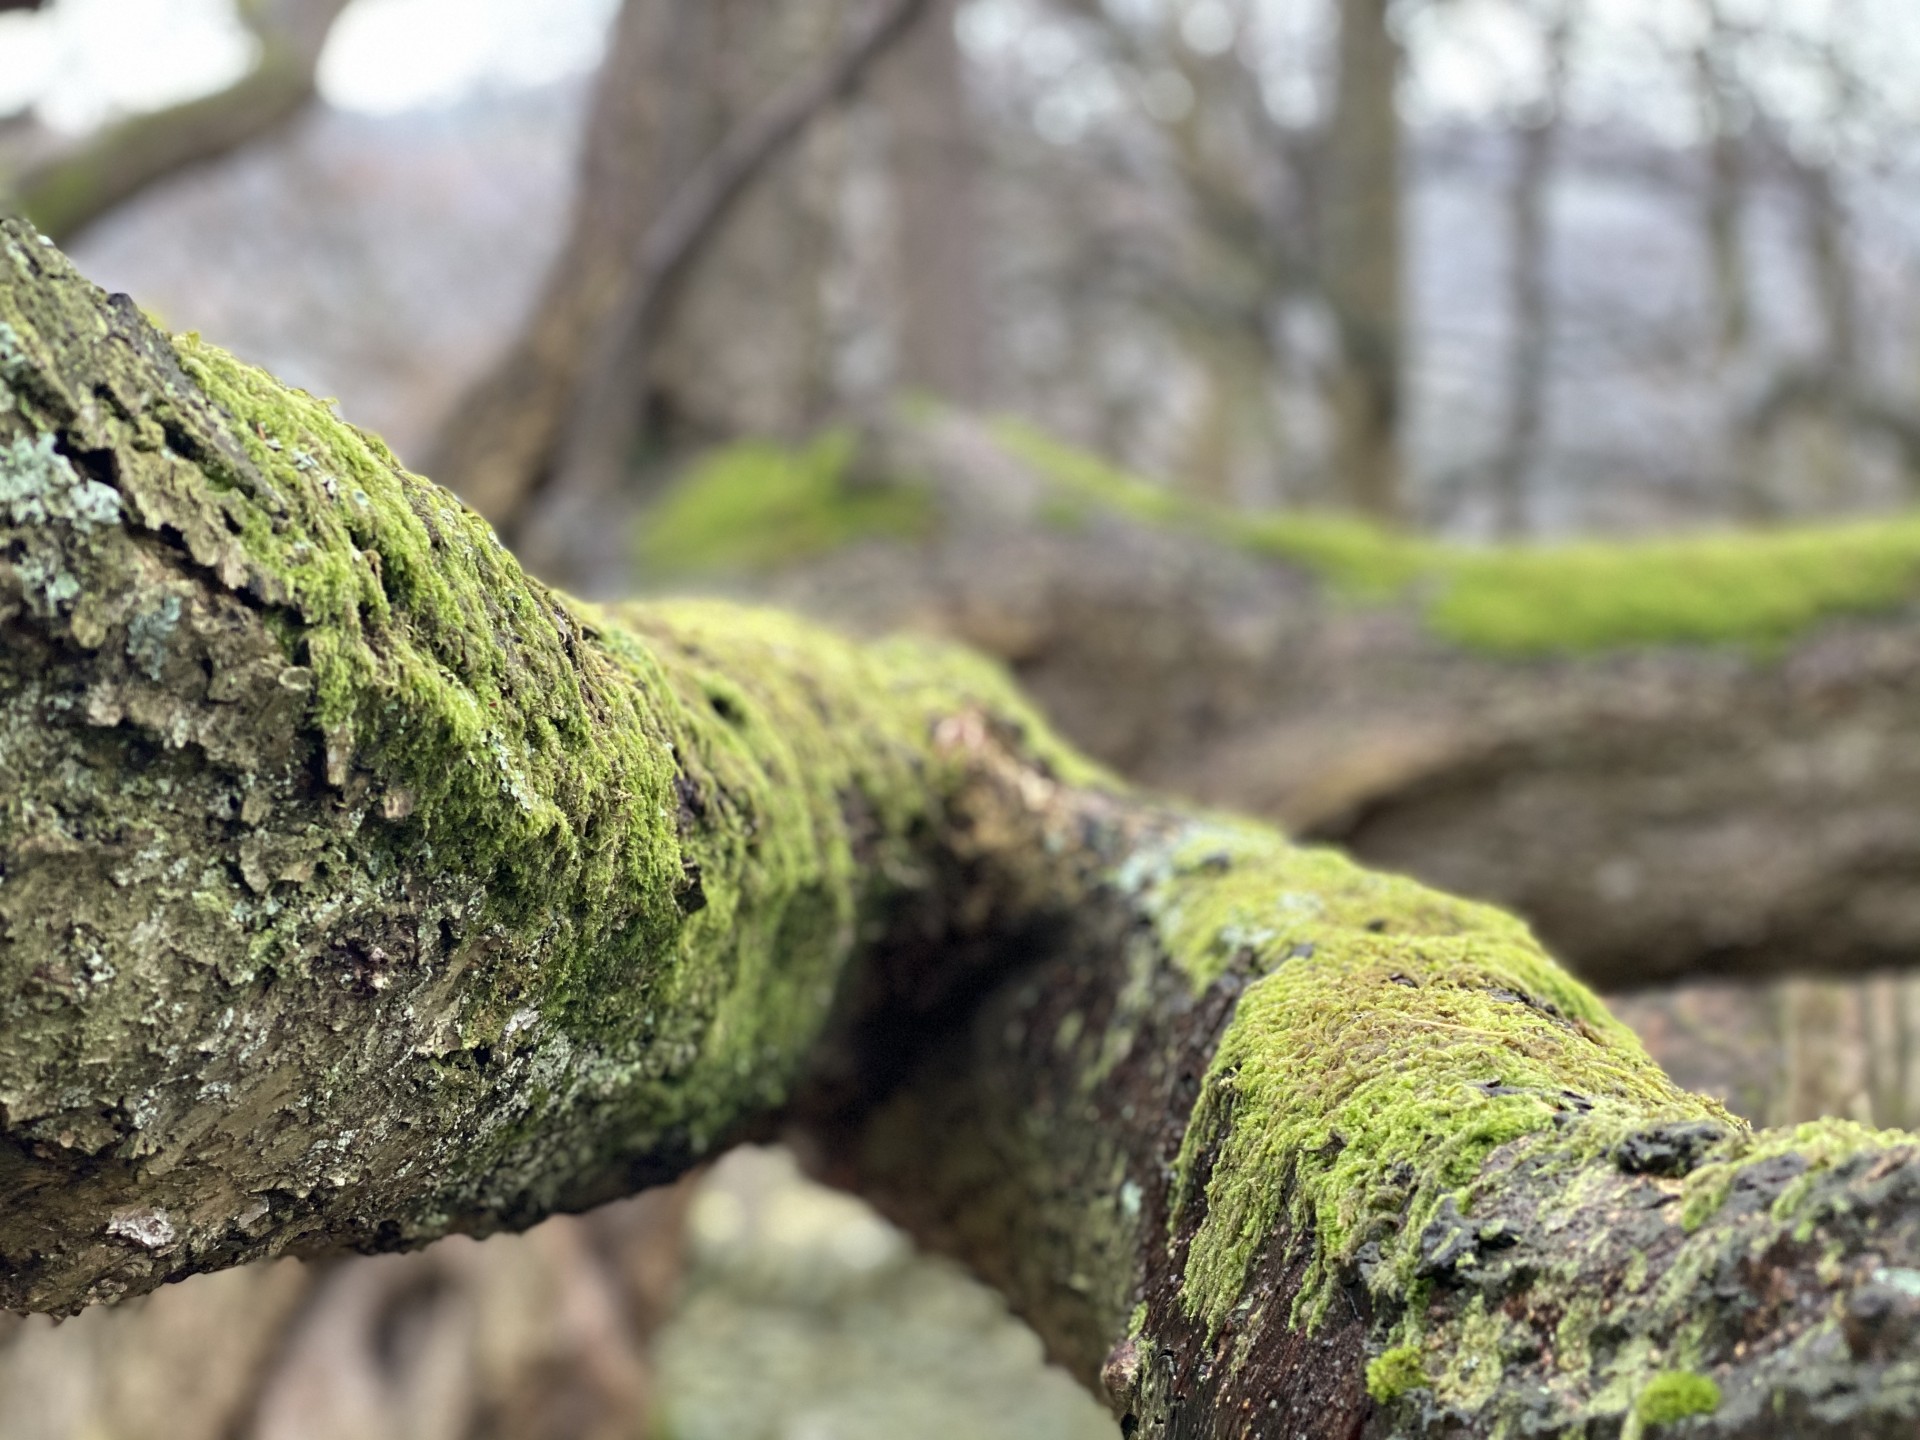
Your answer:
995,421 -> 1920,655
1678,1117 -> 1895,1232
1122,819 -> 1721,1334
1632,1370 -> 1721,1428
638,429 -> 931,581
1366,1344 -> 1428,1402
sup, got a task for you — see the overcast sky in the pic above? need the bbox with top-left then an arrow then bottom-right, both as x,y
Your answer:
4,0 -> 1918,151
0,0 -> 618,129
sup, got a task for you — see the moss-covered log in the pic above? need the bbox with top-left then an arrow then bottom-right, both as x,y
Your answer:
650,417 -> 1920,988
5,223 -> 1920,1435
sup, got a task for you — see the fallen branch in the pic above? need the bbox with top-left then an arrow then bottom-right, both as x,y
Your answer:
4,223 -> 1918,1437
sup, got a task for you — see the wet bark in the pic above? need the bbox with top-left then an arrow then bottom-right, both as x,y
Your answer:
5,224 -> 1920,1435
6,0 -> 352,244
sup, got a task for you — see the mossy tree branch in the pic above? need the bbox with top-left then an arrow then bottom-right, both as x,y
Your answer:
5,0 -> 351,244
4,224 -> 1919,1435
652,416 -> 1920,989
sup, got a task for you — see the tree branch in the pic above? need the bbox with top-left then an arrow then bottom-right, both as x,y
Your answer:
655,414 -> 1920,989
4,222 -> 1919,1436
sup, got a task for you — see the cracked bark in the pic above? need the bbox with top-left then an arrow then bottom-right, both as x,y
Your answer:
4,224 -> 1920,1436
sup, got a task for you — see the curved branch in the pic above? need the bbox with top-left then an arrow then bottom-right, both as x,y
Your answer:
3,223 -> 1919,1438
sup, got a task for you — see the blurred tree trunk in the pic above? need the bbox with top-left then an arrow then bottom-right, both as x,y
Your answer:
6,0 -> 352,243
426,0 -> 931,586
1319,0 -> 1404,523
1695,0 -> 1751,364
12,218 -> 1920,1439
1787,153 -> 1860,505
879,0 -> 989,406
1488,0 -> 1574,538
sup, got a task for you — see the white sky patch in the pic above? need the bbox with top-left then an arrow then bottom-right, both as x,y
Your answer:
0,0 -> 616,131
0,0 -> 255,132
317,0 -> 618,113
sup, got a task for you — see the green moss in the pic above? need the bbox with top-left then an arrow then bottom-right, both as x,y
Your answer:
638,429 -> 932,580
173,337 -> 687,1021
1127,819 -> 1722,1334
995,420 -> 1920,654
1632,1370 -> 1721,1427
160,335 -> 1097,1187
1366,1344 -> 1428,1402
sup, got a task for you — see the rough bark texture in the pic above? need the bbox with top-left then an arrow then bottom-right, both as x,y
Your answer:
0,220 -> 1102,1315
6,0 -> 352,244
6,224 -> 1920,1435
647,414 -> 1920,989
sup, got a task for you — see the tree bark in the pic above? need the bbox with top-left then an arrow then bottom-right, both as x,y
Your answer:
1320,0 -> 1405,523
424,0 -> 928,572
679,414 -> 1920,990
878,0 -> 990,406
5,223 -> 1920,1435
6,0 -> 352,244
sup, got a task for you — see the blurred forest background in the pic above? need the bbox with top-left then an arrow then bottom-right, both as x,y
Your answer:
6,0 -> 1920,1436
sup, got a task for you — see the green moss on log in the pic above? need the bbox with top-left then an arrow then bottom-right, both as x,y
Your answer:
995,421 -> 1920,655
0,222 -> 1096,1308
637,429 -> 931,580
1117,818 -> 1719,1334
1366,1344 -> 1428,1402
1633,1370 -> 1722,1428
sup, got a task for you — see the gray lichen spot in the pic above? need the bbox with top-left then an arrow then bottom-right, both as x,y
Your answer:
0,433 -> 122,530
1,432 -> 124,619
0,321 -> 21,413
126,594 -> 183,681
104,1207 -> 176,1252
